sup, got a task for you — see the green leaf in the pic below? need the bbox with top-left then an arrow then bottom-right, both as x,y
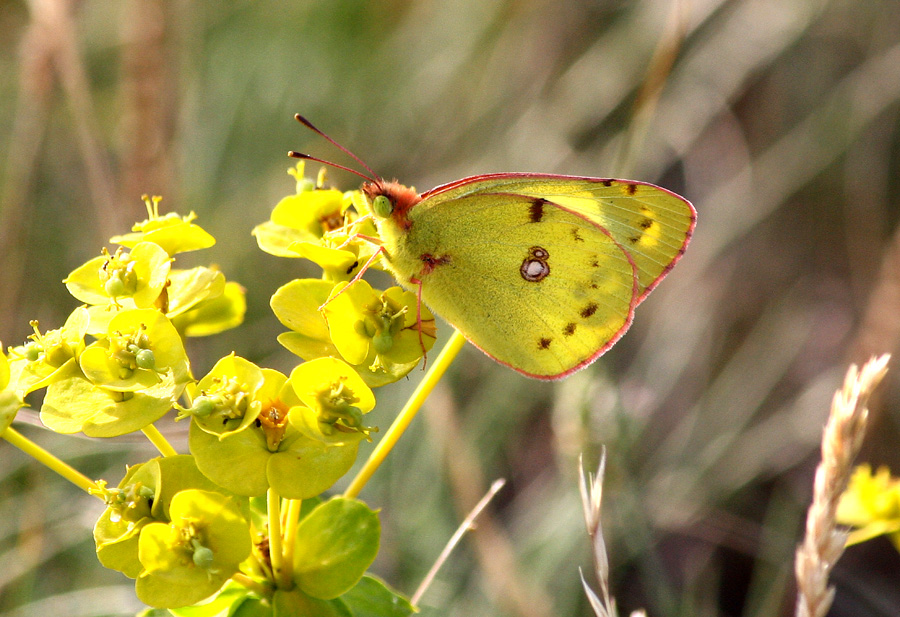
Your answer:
190,419 -> 359,500
41,372 -> 181,437
292,497 -> 380,600
272,590 -> 351,617
153,455 -> 237,521
340,575 -> 416,617
189,421 -> 271,497
135,608 -> 171,617
230,596 -> 275,617
267,436 -> 359,499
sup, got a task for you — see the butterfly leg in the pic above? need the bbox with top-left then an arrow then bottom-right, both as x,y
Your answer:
317,244 -> 386,312
329,214 -> 377,251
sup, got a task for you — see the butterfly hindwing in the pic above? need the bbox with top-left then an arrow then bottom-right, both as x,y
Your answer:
398,192 -> 640,379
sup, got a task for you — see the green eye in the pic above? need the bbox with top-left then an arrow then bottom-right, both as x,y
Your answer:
372,195 -> 393,218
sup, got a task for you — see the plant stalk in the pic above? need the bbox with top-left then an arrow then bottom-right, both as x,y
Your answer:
2,427 -> 98,493
343,330 -> 466,499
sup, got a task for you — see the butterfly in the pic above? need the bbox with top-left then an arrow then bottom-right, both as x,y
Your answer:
290,115 -> 696,380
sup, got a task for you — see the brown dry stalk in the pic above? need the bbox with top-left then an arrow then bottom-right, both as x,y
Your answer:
794,354 -> 890,617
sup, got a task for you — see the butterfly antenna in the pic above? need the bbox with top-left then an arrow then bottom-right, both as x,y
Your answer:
293,114 -> 382,185
288,151 -> 376,183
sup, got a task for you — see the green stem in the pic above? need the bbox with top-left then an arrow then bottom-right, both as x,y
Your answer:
279,498 -> 302,589
141,423 -> 178,456
232,572 -> 272,600
1,427 -> 98,494
267,489 -> 285,588
343,330 -> 466,499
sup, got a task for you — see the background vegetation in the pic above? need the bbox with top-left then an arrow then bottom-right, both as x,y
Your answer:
2,0 -> 900,616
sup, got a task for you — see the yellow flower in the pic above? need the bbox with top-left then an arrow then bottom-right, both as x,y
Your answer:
837,464 -> 900,549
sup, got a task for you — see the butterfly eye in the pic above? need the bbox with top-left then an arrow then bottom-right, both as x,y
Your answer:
372,195 -> 393,218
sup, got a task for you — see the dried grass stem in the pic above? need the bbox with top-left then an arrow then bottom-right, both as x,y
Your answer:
794,354 -> 890,617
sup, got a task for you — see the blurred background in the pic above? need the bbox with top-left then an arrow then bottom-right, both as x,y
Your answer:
2,0 -> 900,616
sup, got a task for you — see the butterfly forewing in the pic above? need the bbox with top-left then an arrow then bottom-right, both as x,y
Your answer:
421,174 -> 696,303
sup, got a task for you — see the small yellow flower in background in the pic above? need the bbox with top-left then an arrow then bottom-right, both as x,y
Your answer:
111,195 -> 215,256
837,464 -> 900,549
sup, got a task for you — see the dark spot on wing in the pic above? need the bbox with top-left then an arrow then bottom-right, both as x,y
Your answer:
571,228 -> 584,242
529,198 -> 548,223
564,323 -> 576,336
581,302 -> 598,318
538,337 -> 552,349
639,218 -> 653,229
625,184 -> 637,195
346,260 -> 359,275
601,180 -> 613,187
521,246 -> 551,282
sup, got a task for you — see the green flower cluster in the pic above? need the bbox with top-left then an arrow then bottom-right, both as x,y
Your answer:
255,163 -> 436,388
1,187 -> 422,616
8,199 -> 238,437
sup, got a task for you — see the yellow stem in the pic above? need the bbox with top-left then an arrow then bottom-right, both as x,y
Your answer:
279,499 -> 303,589
343,330 -> 467,499
232,572 -> 272,599
141,423 -> 178,457
267,489 -> 285,587
1,427 -> 98,494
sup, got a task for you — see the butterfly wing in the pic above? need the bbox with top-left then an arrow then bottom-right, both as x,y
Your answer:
389,191 -> 638,379
421,173 -> 696,304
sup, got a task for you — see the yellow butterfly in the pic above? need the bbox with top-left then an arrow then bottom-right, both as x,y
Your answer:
291,116 -> 696,380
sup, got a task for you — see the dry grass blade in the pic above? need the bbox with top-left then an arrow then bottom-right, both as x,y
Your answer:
580,450 -> 648,617
411,478 -> 507,607
794,354 -> 891,617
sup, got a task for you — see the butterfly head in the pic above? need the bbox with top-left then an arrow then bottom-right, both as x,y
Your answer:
362,180 -> 421,231
289,115 -> 423,231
